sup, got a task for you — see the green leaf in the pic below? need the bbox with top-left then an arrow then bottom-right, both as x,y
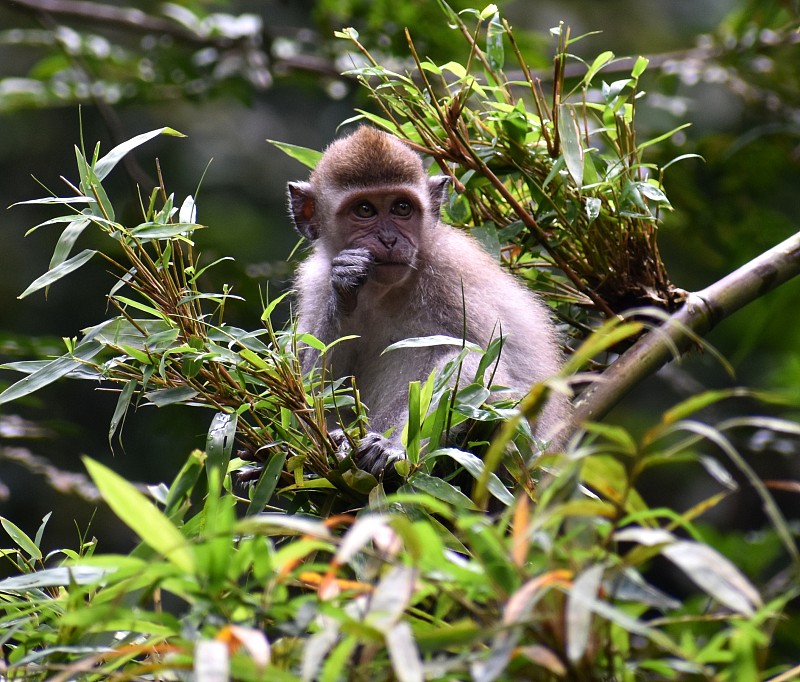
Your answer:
267,140 -> 322,169
94,127 -> 185,181
427,448 -> 514,506
583,50 -> 615,85
163,450 -> 206,517
0,341 -> 102,405
0,517 -> 42,560
130,222 -> 203,239
557,103 -> 584,188
661,540 -> 762,615
246,451 -> 286,516
409,472 -> 476,509
485,11 -> 504,72
109,378 -> 136,446
383,335 -> 481,354
144,386 -> 198,407
83,456 -> 195,573
49,217 -> 91,270
18,249 -> 97,299
631,55 -> 649,79
206,411 -> 237,484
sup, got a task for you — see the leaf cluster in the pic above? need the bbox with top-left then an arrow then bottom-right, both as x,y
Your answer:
2,394 -> 797,679
336,3 -> 695,326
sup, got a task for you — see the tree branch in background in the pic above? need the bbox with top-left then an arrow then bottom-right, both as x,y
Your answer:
573,229 -> 800,425
7,0 -> 213,45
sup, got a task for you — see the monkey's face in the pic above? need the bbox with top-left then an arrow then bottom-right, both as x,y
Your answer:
337,189 -> 424,285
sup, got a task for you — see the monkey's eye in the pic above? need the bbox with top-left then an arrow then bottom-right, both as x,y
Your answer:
391,199 -> 413,217
352,201 -> 377,219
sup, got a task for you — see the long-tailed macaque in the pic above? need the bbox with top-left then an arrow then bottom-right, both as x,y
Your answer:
288,126 -> 567,477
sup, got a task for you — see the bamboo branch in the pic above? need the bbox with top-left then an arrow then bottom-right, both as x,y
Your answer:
573,229 -> 800,425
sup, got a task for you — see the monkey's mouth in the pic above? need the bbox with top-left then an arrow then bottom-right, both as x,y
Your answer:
373,260 -> 411,270
371,260 -> 413,284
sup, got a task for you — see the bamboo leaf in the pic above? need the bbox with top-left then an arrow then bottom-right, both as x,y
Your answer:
661,540 -> 762,615
18,249 -> 97,299
109,378 -> 137,446
49,217 -> 91,270
94,127 -> 185,180
83,457 -> 195,573
267,140 -> 322,169
0,517 -> 42,560
0,341 -> 102,405
206,411 -> 237,484
567,564 -> 604,662
130,222 -> 203,239
557,103 -> 584,187
383,335 -> 481,354
246,451 -> 286,516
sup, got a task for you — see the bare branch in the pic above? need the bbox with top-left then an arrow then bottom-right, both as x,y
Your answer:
5,0 -> 212,45
573,229 -> 800,424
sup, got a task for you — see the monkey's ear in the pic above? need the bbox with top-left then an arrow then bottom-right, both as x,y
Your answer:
287,181 -> 319,241
428,175 -> 451,217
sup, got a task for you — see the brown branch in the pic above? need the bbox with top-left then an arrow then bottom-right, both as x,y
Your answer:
573,229 -> 800,425
5,0 -> 214,45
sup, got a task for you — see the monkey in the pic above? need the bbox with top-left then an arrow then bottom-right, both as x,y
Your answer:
287,126 -> 568,479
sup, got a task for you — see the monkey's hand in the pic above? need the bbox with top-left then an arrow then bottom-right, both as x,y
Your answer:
331,248 -> 374,315
330,429 -> 406,479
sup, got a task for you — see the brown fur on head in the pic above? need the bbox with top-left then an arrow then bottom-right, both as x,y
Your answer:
311,126 -> 424,190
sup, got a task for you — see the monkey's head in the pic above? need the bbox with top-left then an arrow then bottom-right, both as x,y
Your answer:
288,127 -> 450,287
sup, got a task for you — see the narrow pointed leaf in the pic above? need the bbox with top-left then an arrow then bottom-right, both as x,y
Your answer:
267,140 -> 322,169
0,341 -> 101,405
50,217 -> 91,270
83,456 -> 195,573
18,249 -> 97,299
567,564 -> 604,662
557,103 -> 584,188
0,517 -> 42,560
206,411 -> 237,483
661,540 -> 761,615
94,127 -> 185,180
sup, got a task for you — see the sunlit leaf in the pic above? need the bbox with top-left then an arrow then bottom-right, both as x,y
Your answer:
386,621 -> 423,682
661,540 -> 762,615
0,566 -> 116,591
267,140 -> 322,169
383,335 -> 481,354
94,127 -> 185,180
83,457 -> 195,573
0,517 -> 42,560
206,411 -> 237,484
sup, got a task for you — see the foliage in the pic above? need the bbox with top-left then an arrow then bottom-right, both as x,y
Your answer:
335,4 -> 688,324
1,2 -> 799,680
0,2 -> 272,112
2,409 -> 798,679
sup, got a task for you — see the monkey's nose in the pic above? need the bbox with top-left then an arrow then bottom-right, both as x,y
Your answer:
378,234 -> 397,248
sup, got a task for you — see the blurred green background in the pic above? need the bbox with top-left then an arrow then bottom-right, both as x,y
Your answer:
0,0 -> 798,550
